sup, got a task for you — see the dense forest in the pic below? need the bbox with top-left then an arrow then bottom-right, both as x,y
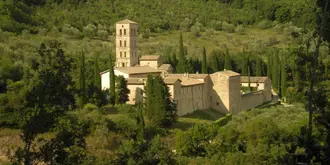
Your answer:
0,0 -> 330,164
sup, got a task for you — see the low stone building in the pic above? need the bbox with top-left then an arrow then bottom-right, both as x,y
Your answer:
100,19 -> 272,116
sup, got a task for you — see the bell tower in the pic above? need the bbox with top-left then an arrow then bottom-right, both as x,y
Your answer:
115,19 -> 138,67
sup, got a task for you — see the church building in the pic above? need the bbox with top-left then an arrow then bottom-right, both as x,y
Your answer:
100,19 -> 272,116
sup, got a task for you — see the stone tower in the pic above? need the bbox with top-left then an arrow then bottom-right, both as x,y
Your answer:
115,19 -> 138,67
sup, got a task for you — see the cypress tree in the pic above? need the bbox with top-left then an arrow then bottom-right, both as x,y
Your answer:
256,56 -> 262,76
201,47 -> 207,73
242,54 -> 248,76
281,59 -> 287,98
115,76 -> 130,104
136,102 -> 145,142
325,60 -> 329,79
78,49 -> 86,108
176,32 -> 186,73
267,53 -> 272,79
272,54 -> 278,91
224,49 -> 232,70
109,53 -> 115,106
248,65 -> 251,91
145,75 -> 177,127
209,50 -> 218,72
145,74 -> 154,120
93,53 -> 101,89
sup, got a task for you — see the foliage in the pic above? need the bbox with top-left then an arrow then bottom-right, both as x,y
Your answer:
145,75 -> 177,128
109,53 -> 115,106
115,76 -> 130,105
112,135 -> 177,165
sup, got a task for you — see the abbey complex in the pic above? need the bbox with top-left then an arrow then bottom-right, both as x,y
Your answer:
100,20 -> 272,116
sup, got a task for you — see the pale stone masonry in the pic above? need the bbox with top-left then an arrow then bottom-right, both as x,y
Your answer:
100,19 -> 272,116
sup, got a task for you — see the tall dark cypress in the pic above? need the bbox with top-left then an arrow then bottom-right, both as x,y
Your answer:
224,49 -> 232,70
201,47 -> 207,73
94,53 -> 101,89
256,57 -> 262,76
267,53 -> 272,79
242,53 -> 248,76
78,49 -> 86,108
145,74 -> 154,121
176,32 -> 186,73
281,59 -> 287,98
109,53 -> 115,106
136,102 -> 145,142
272,54 -> 278,90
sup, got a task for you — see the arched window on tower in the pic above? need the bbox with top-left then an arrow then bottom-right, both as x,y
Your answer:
120,51 -> 122,58
124,41 -> 126,47
120,29 -> 122,35
120,40 -> 122,47
124,52 -> 126,58
124,29 -> 126,35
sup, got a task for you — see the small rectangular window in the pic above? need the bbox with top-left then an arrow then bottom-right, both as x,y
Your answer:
124,41 -> 126,47
124,52 -> 126,57
120,40 -> 122,47
120,29 -> 122,35
120,51 -> 122,57
124,29 -> 126,35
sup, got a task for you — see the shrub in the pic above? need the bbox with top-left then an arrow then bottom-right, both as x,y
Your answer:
97,29 -> 108,40
213,21 -> 222,31
205,28 -> 214,36
113,115 -> 137,138
274,24 -> 284,33
83,24 -> 97,38
83,103 -> 99,112
283,24 -> 301,38
38,28 -> 48,36
142,28 -> 151,38
191,25 -> 201,37
222,22 -> 235,33
235,24 -> 245,34
117,104 -> 136,114
258,20 -> 273,29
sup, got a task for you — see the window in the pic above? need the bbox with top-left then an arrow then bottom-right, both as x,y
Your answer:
216,102 -> 220,106
124,29 -> 126,35
124,52 -> 126,58
131,28 -> 133,35
120,40 -> 122,47
120,51 -> 122,58
120,29 -> 122,35
124,41 -> 126,47
122,63 -> 125,67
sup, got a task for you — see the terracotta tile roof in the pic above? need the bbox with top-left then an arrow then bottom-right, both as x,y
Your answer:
116,66 -> 161,75
126,77 -> 180,85
116,19 -> 137,24
100,66 -> 161,75
213,70 -> 240,77
180,78 -> 204,86
240,76 -> 269,83
163,77 -> 181,85
166,73 -> 209,79
126,78 -> 146,85
158,64 -> 173,71
140,55 -> 160,61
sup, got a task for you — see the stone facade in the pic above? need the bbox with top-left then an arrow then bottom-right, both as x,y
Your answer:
115,19 -> 139,67
100,19 -> 273,116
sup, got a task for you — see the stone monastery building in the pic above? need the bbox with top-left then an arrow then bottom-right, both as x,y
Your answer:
100,19 -> 272,116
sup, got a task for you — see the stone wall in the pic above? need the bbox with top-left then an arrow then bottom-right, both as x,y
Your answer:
126,84 -> 144,104
140,60 -> 159,69
175,84 -> 206,116
240,91 -> 268,111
